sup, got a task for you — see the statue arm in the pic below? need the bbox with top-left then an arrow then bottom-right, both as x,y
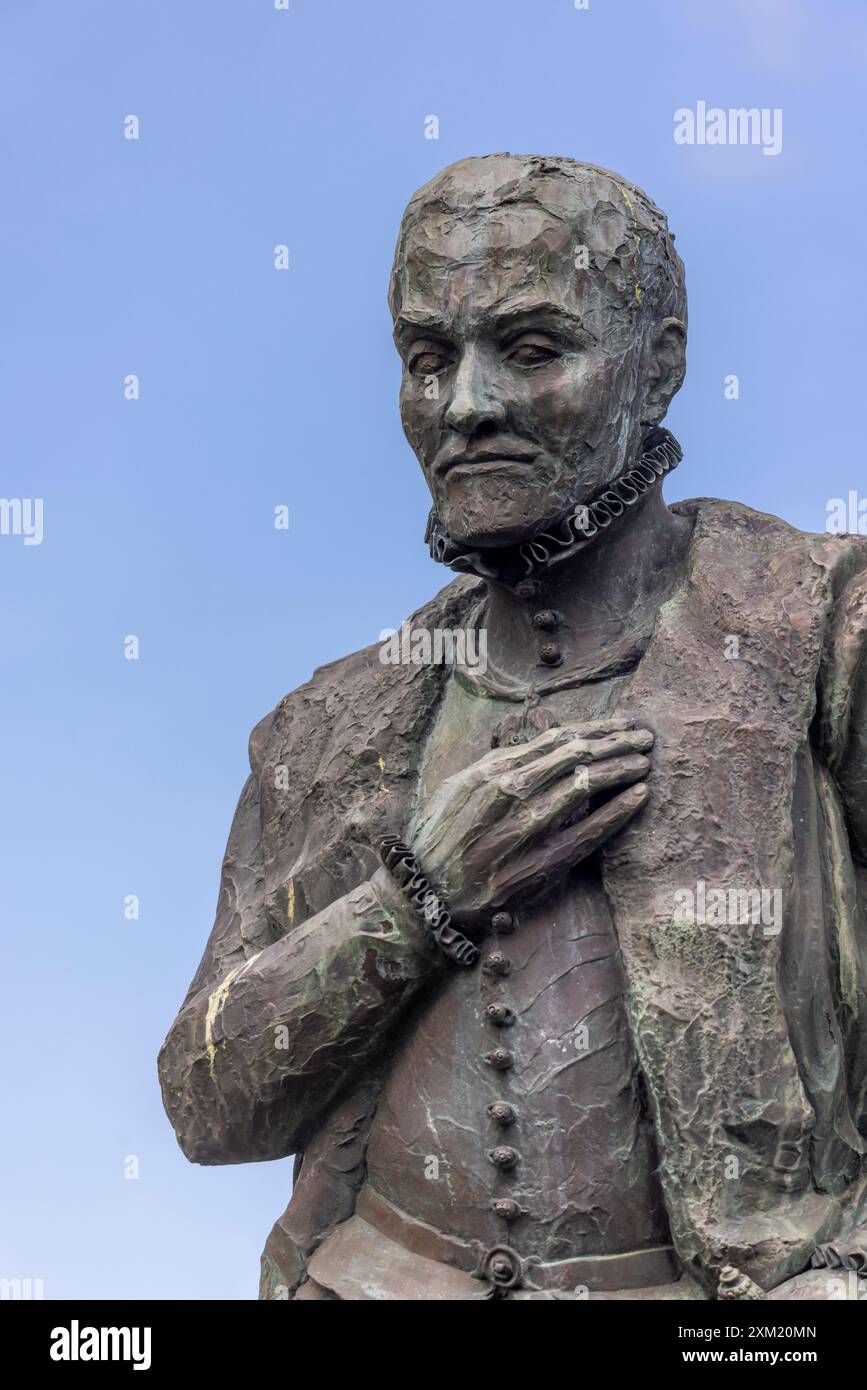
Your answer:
158,770 -> 443,1164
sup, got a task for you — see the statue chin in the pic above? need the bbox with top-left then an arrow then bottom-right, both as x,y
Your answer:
436,476 -> 579,551
439,506 -> 567,551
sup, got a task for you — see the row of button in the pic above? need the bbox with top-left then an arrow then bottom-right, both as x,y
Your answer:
515,579 -> 563,668
482,910 -> 522,1227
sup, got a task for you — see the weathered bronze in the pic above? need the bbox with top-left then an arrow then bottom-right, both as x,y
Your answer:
159,155 -> 867,1301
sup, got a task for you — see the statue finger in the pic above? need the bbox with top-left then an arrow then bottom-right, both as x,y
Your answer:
489,717 -> 636,771
582,753 -> 651,795
497,735 -> 601,797
491,783 -> 648,900
573,728 -> 654,763
570,782 -> 650,859
513,753 -> 649,826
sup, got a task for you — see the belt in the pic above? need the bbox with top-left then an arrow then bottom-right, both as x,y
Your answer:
356,1184 -> 679,1297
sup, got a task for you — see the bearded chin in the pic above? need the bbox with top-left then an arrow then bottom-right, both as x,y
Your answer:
437,473 -> 576,550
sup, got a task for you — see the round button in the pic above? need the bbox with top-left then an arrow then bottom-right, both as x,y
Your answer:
479,1245 -> 524,1290
486,1145 -> 519,1170
483,951 -> 512,977
485,1002 -> 515,1027
491,910 -> 515,934
515,579 -> 542,601
491,1198 -> 522,1222
532,609 -> 558,631
487,1101 -> 516,1126
483,1047 -> 513,1071
539,642 -> 563,667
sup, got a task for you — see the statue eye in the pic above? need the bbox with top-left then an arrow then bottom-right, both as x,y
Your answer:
409,349 -> 451,376
507,338 -> 560,368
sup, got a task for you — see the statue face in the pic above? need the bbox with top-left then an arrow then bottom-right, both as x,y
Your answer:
394,201 -> 669,547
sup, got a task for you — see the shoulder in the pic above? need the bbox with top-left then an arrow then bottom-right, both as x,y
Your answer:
672,500 -> 867,780
244,573 -> 484,781
674,497 -> 867,597
674,496 -> 867,558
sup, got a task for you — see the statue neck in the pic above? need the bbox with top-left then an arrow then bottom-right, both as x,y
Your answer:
479,490 -> 693,684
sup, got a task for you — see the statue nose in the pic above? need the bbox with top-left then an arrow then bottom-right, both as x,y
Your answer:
444,348 -> 506,434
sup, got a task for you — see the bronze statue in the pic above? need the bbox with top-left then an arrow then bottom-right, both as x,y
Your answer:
158,155 -> 867,1300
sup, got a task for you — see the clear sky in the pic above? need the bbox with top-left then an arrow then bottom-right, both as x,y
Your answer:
2,0 -> 865,1299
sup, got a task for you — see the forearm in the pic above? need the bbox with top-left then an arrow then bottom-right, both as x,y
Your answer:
158,865 -> 444,1163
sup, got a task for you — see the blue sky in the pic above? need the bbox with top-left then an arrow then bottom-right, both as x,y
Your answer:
2,0 -> 865,1299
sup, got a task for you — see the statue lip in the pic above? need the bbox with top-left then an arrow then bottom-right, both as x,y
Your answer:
438,447 -> 538,477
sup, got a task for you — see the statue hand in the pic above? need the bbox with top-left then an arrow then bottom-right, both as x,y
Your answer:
411,717 -> 652,925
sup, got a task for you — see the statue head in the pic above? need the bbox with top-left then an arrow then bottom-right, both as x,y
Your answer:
389,154 -> 686,549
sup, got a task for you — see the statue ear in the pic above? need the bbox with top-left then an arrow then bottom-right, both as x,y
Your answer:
640,317 -> 686,426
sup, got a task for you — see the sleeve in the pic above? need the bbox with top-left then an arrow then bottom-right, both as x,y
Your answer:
158,761 -> 444,1165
